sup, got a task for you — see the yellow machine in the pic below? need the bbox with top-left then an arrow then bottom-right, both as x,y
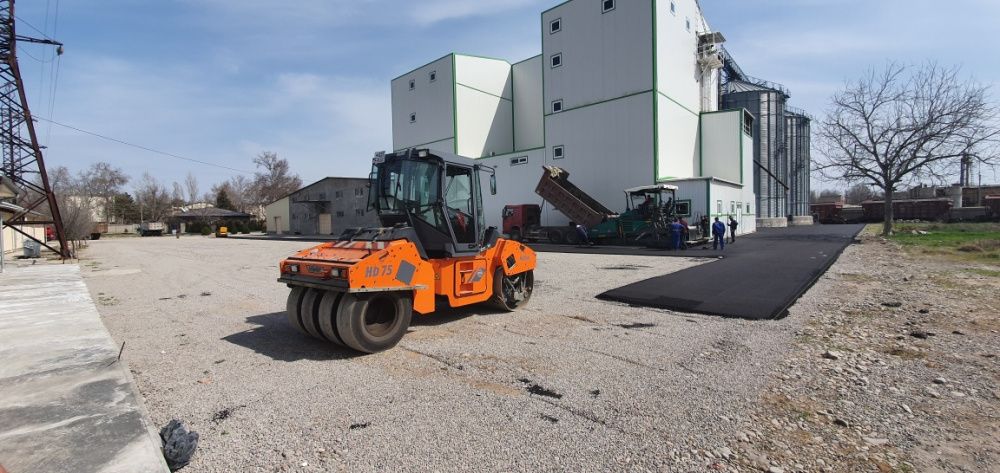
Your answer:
216,226 -> 229,238
279,149 -> 537,353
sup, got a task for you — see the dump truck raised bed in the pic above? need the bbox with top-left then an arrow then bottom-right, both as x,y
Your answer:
527,166 -> 677,243
279,149 -> 536,353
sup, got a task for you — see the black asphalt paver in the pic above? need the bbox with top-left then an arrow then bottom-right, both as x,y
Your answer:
597,224 -> 865,320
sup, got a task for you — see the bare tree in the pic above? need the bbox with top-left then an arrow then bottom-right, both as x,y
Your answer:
171,181 -> 186,207
134,172 -> 171,222
227,175 -> 252,213
36,166 -> 94,256
184,171 -> 200,205
844,183 -> 876,205
79,162 -> 129,223
816,62 -> 998,235
251,151 -> 302,207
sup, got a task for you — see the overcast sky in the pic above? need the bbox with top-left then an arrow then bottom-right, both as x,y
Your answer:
15,0 -> 999,194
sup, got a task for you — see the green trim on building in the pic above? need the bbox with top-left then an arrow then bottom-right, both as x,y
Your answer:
699,109 -> 740,116
391,53 -> 453,82
739,112 -> 744,184
456,82 -> 512,102
657,91 -> 699,117
453,52 -> 511,63
512,54 -> 542,66
651,0 -> 660,183
676,199 -> 693,217
451,54 -> 458,154
542,89 -> 654,117
540,13 -> 547,162
511,59 -> 519,154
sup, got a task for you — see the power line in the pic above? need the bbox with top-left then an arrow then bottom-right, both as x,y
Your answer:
13,14 -> 55,41
35,116 -> 255,174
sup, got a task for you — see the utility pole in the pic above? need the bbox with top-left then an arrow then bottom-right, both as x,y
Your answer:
0,0 -> 70,258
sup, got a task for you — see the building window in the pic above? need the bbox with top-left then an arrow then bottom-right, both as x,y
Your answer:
550,18 -> 562,34
731,201 -> 736,213
602,0 -> 615,13
355,209 -> 365,217
550,53 -> 562,68
670,1 -> 676,15
409,113 -> 416,123
717,200 -> 723,214
551,99 -> 563,113
336,211 -> 344,217
686,18 -> 691,32
510,156 -> 528,166
747,203 -> 751,213
355,188 -> 364,196
676,200 -> 691,217
335,190 -> 343,198
408,79 -> 415,90
429,71 -> 437,82
552,145 -> 565,159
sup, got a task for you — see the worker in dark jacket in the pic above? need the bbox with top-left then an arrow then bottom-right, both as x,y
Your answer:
700,215 -> 710,240
712,217 -> 726,250
728,216 -> 739,243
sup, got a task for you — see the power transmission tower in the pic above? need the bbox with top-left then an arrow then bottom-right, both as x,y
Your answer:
0,0 -> 69,257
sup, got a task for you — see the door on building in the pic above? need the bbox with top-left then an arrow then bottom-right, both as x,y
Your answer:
273,216 -> 282,235
319,214 -> 332,235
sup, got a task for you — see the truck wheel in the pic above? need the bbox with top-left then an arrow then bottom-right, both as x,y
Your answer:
491,268 -> 534,311
565,229 -> 581,245
300,289 -> 328,340
336,292 -> 412,353
509,228 -> 522,242
317,291 -> 346,347
547,229 -> 564,244
285,287 -> 309,335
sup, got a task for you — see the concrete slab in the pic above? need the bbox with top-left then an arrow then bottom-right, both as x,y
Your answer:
0,264 -> 169,473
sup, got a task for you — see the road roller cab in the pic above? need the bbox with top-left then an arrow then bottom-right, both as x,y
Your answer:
279,149 -> 536,353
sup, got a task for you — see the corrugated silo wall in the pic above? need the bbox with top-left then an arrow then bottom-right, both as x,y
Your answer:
786,113 -> 811,216
721,90 -> 788,219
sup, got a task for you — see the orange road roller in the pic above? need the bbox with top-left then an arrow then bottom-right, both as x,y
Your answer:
278,149 -> 536,353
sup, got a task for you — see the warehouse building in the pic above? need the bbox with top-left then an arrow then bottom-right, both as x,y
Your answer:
390,0 -> 811,231
266,177 -> 378,236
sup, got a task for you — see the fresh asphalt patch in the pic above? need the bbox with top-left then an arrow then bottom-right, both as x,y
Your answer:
597,224 -> 865,320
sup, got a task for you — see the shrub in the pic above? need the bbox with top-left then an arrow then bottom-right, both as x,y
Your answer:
200,227 -> 212,236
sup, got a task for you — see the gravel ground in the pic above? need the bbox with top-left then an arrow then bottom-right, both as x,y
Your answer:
709,232 -> 1000,473
80,235 -> 804,472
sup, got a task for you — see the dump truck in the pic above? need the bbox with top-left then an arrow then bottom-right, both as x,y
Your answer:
503,166 -> 621,243
278,149 -> 537,353
501,204 -> 585,244
526,166 -> 677,243
139,222 -> 165,237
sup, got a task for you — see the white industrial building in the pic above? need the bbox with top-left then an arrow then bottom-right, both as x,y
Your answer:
391,0 -> 804,235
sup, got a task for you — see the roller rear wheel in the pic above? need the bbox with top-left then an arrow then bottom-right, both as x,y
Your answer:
318,291 -> 347,347
492,268 -> 534,311
300,289 -> 328,340
285,287 -> 308,335
336,292 -> 413,353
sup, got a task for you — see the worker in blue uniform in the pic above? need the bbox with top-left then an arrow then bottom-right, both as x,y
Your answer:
670,218 -> 684,250
712,217 -> 727,250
